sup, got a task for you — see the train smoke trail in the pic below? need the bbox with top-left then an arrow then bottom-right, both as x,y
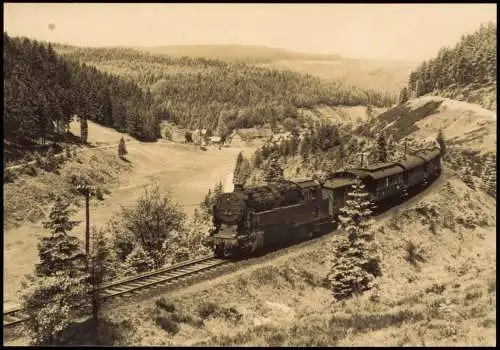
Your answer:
223,172 -> 235,193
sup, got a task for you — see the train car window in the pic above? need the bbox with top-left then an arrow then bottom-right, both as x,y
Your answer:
302,190 -> 310,201
311,189 -> 318,200
247,212 -> 254,228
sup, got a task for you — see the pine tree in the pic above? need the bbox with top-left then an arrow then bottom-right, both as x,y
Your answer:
118,136 -> 127,159
462,163 -> 476,190
328,181 -> 381,302
377,133 -> 388,163
415,79 -> 424,97
233,152 -> 244,185
37,197 -> 86,277
214,181 -> 224,197
89,227 -> 113,321
253,148 -> 263,169
42,146 -> 59,172
20,197 -> 89,345
80,117 -> 88,144
386,134 -> 396,161
399,87 -> 409,104
238,158 -> 251,186
215,114 -> 229,142
480,155 -> 496,197
265,152 -> 284,183
436,129 -> 447,158
122,245 -> 155,275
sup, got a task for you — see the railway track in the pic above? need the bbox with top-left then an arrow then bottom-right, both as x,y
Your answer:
3,255 -> 229,328
3,168 -> 447,330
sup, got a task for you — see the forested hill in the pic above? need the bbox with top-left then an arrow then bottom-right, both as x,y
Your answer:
4,33 -> 163,145
55,45 -> 396,132
401,22 -> 496,110
134,44 -> 342,63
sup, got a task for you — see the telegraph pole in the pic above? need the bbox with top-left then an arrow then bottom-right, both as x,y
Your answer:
360,153 -> 364,167
85,187 -> 90,257
77,184 -> 92,261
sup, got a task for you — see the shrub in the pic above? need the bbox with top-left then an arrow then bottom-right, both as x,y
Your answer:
3,166 -> 17,182
95,187 -> 104,201
198,302 -> 220,319
156,298 -> 176,313
155,314 -> 180,335
164,128 -> 172,141
118,137 -> 127,159
197,302 -> 242,323
23,164 -> 38,177
119,183 -> 186,268
405,240 -> 425,266
121,245 -> 155,275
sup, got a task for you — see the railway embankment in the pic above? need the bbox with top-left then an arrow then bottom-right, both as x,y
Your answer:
36,167 -> 495,346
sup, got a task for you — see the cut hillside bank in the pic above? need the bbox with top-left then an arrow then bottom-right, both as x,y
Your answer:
360,96 -> 496,154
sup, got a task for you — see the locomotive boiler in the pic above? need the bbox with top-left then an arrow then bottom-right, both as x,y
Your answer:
203,180 -> 334,257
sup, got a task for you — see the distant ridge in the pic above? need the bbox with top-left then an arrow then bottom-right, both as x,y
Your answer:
133,44 -> 343,63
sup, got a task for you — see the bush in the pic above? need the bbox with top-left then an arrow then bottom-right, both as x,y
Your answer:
164,128 -> 172,141
198,302 -> 220,319
95,187 -> 104,201
197,302 -> 242,323
155,314 -> 180,335
23,164 -> 38,177
119,183 -> 186,268
155,298 -> 176,313
118,137 -> 127,159
405,241 -> 425,266
3,166 -> 17,183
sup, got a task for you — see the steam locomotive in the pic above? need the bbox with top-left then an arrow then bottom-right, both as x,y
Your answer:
203,148 -> 442,258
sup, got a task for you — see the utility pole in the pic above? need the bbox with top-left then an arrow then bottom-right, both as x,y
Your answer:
76,184 -> 92,262
85,188 -> 90,257
360,153 -> 364,167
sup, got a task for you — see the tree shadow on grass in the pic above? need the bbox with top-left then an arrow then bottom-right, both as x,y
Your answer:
61,317 -> 135,346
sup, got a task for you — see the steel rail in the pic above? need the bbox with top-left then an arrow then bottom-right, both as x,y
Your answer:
3,254 -> 229,328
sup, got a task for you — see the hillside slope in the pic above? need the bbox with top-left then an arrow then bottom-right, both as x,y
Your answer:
135,45 -> 416,95
54,45 -> 396,132
404,22 -> 496,110
257,58 -> 417,95
43,168 -> 495,346
361,96 -> 496,154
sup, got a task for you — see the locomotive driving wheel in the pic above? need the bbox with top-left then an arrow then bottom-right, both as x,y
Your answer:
214,245 -> 226,258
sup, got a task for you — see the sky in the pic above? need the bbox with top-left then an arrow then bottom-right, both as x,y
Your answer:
3,3 -> 497,62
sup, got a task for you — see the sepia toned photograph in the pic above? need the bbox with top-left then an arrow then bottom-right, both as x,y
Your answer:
3,3 -> 496,346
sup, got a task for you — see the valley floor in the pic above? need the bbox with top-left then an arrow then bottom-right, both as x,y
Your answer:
3,138 -> 255,306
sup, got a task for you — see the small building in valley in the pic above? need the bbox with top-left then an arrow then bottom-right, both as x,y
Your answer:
226,128 -> 273,147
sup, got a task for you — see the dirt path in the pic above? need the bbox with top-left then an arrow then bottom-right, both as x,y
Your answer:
3,141 -> 256,305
